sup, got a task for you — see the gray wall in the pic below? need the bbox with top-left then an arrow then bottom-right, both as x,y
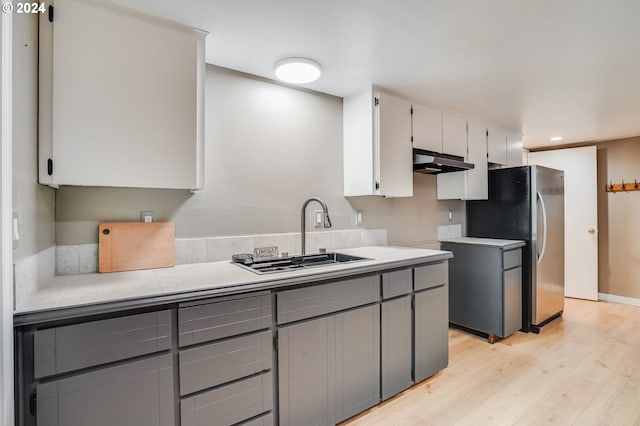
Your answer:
12,14 -> 55,262
55,66 -> 464,247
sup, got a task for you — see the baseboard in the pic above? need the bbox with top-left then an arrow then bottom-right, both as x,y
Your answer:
598,292 -> 640,307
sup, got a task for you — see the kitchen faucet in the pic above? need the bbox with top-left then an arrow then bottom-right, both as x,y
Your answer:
301,197 -> 332,255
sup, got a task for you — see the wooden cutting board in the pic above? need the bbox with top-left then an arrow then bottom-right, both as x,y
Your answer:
98,222 -> 175,273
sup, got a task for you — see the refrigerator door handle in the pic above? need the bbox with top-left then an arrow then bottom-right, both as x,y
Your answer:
537,190 -> 548,263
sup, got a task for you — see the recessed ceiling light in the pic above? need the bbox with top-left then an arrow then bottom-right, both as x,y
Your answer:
274,57 -> 321,84
550,136 -> 563,141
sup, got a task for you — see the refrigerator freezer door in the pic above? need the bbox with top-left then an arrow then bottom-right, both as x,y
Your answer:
532,166 -> 565,325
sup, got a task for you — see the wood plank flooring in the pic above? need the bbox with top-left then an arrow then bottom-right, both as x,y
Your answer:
343,298 -> 640,425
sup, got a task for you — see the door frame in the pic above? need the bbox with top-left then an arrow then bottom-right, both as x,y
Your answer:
1,9 -> 15,425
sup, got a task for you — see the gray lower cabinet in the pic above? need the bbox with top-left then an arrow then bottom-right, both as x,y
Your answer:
36,354 -> 174,426
278,304 -> 380,426
178,292 -> 274,426
442,240 -> 524,339
381,295 -> 412,400
180,372 -> 273,426
380,269 -> 413,401
414,285 -> 448,382
18,262 -> 453,426
34,310 -> 171,379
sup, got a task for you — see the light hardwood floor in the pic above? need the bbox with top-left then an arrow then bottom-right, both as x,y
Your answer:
344,298 -> 640,426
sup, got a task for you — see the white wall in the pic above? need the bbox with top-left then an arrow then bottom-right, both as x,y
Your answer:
55,65 -> 465,247
1,9 -> 14,426
12,14 -> 55,262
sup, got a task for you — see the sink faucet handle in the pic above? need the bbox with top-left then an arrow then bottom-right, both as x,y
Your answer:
324,212 -> 332,228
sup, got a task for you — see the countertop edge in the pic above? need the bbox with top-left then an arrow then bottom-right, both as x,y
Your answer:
14,251 -> 452,326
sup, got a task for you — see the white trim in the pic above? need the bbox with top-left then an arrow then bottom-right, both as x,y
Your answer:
598,292 -> 640,307
0,7 -> 14,426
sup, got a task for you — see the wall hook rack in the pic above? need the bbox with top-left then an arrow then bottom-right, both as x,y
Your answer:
606,179 -> 640,193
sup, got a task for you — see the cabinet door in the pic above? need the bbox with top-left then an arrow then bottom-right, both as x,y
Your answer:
506,130 -> 524,166
436,120 -> 488,200
487,125 -> 507,165
335,305 -> 380,423
442,112 -> 467,157
376,90 -> 413,197
39,0 -> 205,189
36,354 -> 174,426
503,267 -> 523,336
278,316 -> 335,426
464,120 -> 489,199
414,286 -> 449,382
412,104 -> 442,152
381,296 -> 412,400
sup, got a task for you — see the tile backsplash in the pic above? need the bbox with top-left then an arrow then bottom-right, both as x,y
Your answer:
52,228 -> 388,275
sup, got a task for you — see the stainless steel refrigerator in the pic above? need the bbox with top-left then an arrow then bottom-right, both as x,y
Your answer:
466,165 -> 564,333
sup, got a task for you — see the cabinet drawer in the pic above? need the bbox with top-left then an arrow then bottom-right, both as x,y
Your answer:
503,249 -> 522,270
241,412 -> 274,426
179,294 -> 272,346
414,261 -> 448,291
34,310 -> 171,379
181,371 -> 273,426
36,354 -> 174,426
382,269 -> 412,300
277,275 -> 379,324
180,331 -> 272,396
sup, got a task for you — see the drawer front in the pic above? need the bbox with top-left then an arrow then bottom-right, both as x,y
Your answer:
179,294 -> 272,347
241,412 -> 274,426
180,331 -> 272,396
503,249 -> 522,270
34,310 -> 171,379
276,275 -> 379,324
382,269 -> 412,300
414,261 -> 448,291
37,354 -> 174,426
181,371 -> 273,426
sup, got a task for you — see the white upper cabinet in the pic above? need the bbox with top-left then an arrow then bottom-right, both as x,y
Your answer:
39,0 -> 206,190
442,112 -> 468,158
487,125 -> 508,165
506,130 -> 524,166
411,104 -> 442,152
437,120 -> 488,200
343,86 -> 413,197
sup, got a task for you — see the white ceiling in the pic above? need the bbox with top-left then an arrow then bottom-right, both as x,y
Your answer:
112,0 -> 640,148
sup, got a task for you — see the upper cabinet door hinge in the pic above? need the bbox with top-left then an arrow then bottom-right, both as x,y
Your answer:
47,158 -> 53,176
48,5 -> 54,22
375,181 -> 380,190
374,97 -> 379,107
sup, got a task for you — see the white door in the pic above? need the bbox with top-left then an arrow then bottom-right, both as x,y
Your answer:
528,146 -> 598,300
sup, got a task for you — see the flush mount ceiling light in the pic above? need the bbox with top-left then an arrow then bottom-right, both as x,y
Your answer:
274,57 -> 321,84
550,136 -> 563,141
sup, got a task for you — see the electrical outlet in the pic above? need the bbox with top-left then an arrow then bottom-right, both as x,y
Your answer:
12,212 -> 19,249
140,211 -> 154,223
355,209 -> 363,226
314,210 -> 323,227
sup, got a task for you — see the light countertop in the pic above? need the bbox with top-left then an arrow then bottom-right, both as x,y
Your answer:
440,237 -> 525,249
15,246 -> 452,325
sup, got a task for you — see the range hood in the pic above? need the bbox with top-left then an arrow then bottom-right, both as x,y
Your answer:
412,148 -> 475,174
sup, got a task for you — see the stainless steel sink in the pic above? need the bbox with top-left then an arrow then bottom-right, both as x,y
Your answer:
232,252 -> 370,274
